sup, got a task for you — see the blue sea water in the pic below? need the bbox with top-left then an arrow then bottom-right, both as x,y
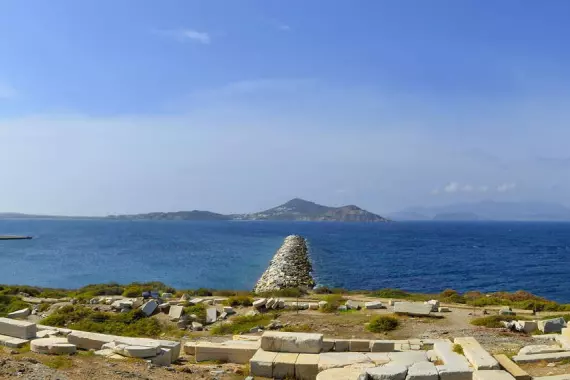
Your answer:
1,219 -> 570,302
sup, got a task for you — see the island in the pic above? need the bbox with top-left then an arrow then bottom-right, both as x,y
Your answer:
107,198 -> 390,222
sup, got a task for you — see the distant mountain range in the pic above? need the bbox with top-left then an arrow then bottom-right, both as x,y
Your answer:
389,201 -> 570,221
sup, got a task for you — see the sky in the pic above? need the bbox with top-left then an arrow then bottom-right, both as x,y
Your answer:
1,0 -> 570,216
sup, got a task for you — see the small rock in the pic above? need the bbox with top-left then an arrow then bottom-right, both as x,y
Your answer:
192,322 -> 203,331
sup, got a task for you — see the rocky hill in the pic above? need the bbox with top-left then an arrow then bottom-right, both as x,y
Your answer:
234,198 -> 390,222
105,198 -> 390,222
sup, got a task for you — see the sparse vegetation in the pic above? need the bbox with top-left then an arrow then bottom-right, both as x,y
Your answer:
258,287 -> 304,298
183,303 -> 208,324
367,315 -> 399,333
41,305 -> 162,337
42,355 -> 73,369
210,314 -> 272,335
281,324 -> 312,332
470,315 -> 519,328
452,344 -> 464,355
0,295 -> 30,317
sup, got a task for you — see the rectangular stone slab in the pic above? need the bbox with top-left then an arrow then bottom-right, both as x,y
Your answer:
394,302 -> 432,316
168,305 -> 184,320
0,334 -> 29,348
261,331 -> 323,354
436,365 -> 474,380
250,349 -> 278,378
370,340 -> 395,352
296,353 -> 319,380
473,370 -> 516,380
349,339 -> 370,352
454,337 -> 499,370
195,341 -> 258,364
0,318 -> 36,339
513,351 -> 570,363
493,354 -> 531,380
434,341 -> 471,369
273,352 -> 298,379
322,339 -> 335,352
334,339 -> 349,352
317,352 -> 372,371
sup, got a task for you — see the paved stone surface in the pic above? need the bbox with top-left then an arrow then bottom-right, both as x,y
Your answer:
518,344 -> 564,356
195,341 -> 258,364
316,367 -> 367,380
388,351 -> 428,367
406,361 -> 438,380
261,331 -> 323,354
365,352 -> 390,365
318,352 -> 372,371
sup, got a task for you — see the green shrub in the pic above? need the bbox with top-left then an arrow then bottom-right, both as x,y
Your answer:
367,315 -> 399,333
122,285 -> 143,298
193,288 -> 213,297
210,314 -> 272,335
225,296 -> 253,307
0,295 -> 31,317
452,344 -> 464,355
184,303 -> 207,324
371,289 -> 432,302
319,294 -> 344,313
258,288 -> 304,298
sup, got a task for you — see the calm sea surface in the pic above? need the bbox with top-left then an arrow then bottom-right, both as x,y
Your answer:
0,220 -> 569,302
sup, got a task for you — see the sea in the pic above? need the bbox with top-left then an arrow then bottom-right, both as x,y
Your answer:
1,219 -> 570,302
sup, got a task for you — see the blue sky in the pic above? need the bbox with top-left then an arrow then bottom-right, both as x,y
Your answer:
1,0 -> 570,215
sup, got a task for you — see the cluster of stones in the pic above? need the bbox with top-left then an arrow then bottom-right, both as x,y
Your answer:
510,319 -> 570,365
254,235 -> 315,293
184,330 -> 525,379
0,317 -> 179,366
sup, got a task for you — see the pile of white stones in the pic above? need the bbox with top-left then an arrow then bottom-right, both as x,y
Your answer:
0,317 -> 180,366
254,235 -> 315,294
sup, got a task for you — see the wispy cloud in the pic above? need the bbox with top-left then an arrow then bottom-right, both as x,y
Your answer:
497,183 -> 517,192
191,78 -> 317,99
154,28 -> 211,44
432,182 -> 512,195
0,83 -> 17,99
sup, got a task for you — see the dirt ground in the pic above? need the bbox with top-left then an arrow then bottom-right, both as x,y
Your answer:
0,347 -> 246,380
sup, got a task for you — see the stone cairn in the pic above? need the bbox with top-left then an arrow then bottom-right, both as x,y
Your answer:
253,235 -> 315,294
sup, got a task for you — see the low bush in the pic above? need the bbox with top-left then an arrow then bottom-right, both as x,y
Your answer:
470,315 -> 517,328
367,315 -> 399,333
319,294 -> 344,313
184,303 -> 207,324
225,296 -> 253,307
210,314 -> 272,335
371,288 -> 432,302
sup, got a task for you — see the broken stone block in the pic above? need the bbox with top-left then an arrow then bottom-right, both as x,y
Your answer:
31,337 -> 77,355
253,298 -> 267,308
273,352 -> 298,379
296,353 -> 319,380
7,308 -> 30,319
261,331 -> 323,354
206,307 -> 217,324
454,337 -> 499,370
192,322 -> 203,331
318,352 -> 372,371
538,317 -> 566,333
250,349 -> 278,378
140,300 -> 158,316
406,361 -> 438,379
365,301 -> 384,309
168,305 -> 184,320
